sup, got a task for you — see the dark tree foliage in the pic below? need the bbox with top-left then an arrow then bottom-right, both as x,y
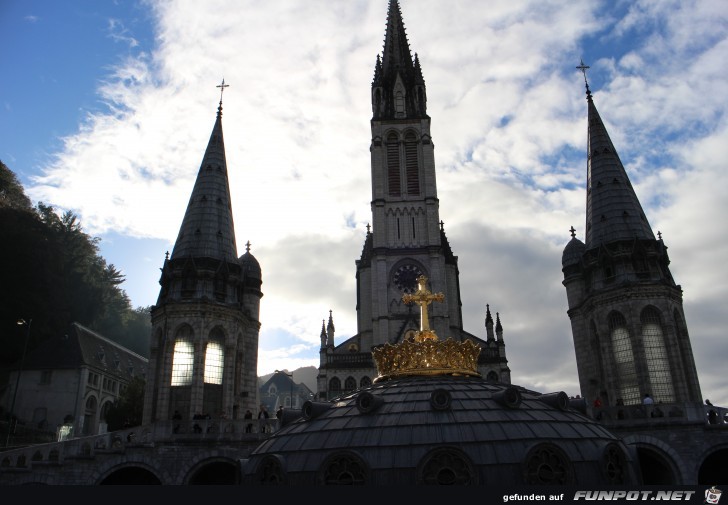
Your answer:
0,164 -> 151,369
0,160 -> 32,211
104,376 -> 146,431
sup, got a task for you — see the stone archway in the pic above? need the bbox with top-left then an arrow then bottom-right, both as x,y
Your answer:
99,466 -> 162,484
187,460 -> 238,484
698,448 -> 728,485
636,447 -> 675,484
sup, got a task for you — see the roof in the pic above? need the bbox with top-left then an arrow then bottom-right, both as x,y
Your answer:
242,376 -> 639,485
19,322 -> 147,381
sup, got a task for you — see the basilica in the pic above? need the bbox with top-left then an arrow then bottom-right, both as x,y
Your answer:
0,0 -> 726,486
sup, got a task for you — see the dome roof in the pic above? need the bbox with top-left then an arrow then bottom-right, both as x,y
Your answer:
241,376 -> 638,486
562,236 -> 586,267
239,251 -> 261,279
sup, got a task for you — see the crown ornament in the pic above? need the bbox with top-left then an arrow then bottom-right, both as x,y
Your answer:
373,275 -> 481,382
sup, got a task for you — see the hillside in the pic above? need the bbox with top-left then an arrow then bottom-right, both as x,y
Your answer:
258,365 -> 318,392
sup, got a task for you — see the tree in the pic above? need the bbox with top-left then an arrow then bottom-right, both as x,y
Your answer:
0,160 -> 32,211
104,376 -> 146,431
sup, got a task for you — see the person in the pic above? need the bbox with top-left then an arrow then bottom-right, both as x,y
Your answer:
244,409 -> 253,433
258,404 -> 269,433
642,393 -> 654,405
705,399 -> 714,406
276,405 -> 284,421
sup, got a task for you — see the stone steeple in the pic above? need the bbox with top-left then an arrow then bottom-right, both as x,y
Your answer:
143,95 -> 262,425
371,0 -> 427,120
562,70 -> 701,407
584,87 -> 654,249
171,102 -> 237,261
317,0 -> 510,401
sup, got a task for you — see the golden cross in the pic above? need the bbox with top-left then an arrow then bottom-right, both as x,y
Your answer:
402,275 -> 444,333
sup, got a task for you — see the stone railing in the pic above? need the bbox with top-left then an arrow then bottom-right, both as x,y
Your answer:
0,418 -> 281,471
588,402 -> 728,427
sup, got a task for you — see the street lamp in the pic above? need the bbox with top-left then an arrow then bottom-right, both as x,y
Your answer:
275,370 -> 293,409
5,318 -> 32,448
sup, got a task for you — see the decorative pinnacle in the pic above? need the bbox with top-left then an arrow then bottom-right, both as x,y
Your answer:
576,59 -> 591,98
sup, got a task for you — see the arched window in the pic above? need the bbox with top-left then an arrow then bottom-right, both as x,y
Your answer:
344,377 -> 357,391
204,340 -> 224,385
486,371 -> 498,382
641,307 -> 674,402
386,132 -> 401,197
329,377 -> 341,393
394,91 -> 405,115
609,312 -> 639,405
171,332 -> 194,386
360,376 -> 372,388
404,131 -> 419,196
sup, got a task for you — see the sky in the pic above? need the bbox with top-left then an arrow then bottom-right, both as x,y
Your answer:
2,0 -> 727,405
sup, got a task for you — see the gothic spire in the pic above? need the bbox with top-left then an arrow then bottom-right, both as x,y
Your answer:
381,0 -> 413,78
583,74 -> 655,249
371,0 -> 427,119
171,97 -> 238,262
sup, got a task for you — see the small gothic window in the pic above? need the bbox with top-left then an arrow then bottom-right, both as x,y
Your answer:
609,312 -> 640,405
523,444 -> 573,485
603,443 -> 628,484
329,377 -> 341,393
360,376 -> 371,388
486,371 -> 499,382
171,336 -> 194,386
418,447 -> 476,485
344,376 -> 357,391
386,132 -> 401,197
641,307 -> 674,402
256,455 -> 285,485
319,452 -> 368,485
204,340 -> 224,385
395,91 -> 405,115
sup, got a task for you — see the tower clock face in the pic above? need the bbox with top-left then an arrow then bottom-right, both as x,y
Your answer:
393,264 -> 424,293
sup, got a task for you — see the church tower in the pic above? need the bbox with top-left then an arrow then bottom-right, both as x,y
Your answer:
562,70 -> 701,407
142,93 -> 263,424
317,0 -> 510,399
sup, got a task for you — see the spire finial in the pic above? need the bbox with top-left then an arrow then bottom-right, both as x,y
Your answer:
216,78 -> 229,115
439,220 -> 444,231
576,59 -> 591,98
366,223 -> 371,234
245,240 -> 251,253
165,250 -> 169,260
657,231 -> 662,240
570,225 -> 576,238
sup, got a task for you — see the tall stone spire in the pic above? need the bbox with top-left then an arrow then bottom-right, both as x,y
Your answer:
584,86 -> 654,249
170,102 -> 238,261
372,0 -> 427,119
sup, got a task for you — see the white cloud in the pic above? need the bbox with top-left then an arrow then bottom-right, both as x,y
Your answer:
26,0 -> 728,404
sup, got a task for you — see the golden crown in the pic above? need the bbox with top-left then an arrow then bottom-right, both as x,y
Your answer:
372,275 -> 481,382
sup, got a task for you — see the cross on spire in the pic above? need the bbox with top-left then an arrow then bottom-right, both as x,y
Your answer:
439,220 -> 445,231
570,225 -> 576,238
217,78 -> 229,104
576,59 -> 591,96
657,231 -> 662,240
245,240 -> 251,253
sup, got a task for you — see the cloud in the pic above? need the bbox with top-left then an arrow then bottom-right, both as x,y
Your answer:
25,0 -> 728,403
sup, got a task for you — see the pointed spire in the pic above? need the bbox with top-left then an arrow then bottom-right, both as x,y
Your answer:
495,312 -> 504,341
381,0 -> 413,77
327,310 -> 335,348
171,95 -> 238,262
485,304 -> 495,341
320,320 -> 327,349
581,65 -> 655,249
